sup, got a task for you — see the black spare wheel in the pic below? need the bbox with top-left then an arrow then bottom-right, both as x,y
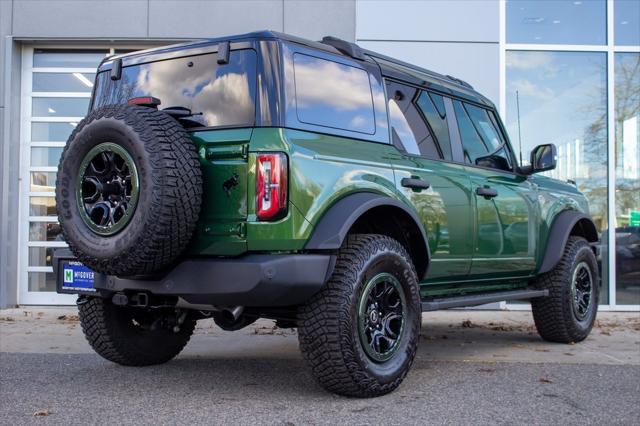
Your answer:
56,104 -> 202,276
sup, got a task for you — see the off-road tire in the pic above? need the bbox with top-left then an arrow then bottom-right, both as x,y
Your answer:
78,297 -> 195,366
298,234 -> 421,397
531,236 -> 599,343
56,104 -> 202,276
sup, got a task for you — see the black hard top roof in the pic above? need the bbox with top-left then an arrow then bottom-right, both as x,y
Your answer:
107,30 -> 492,106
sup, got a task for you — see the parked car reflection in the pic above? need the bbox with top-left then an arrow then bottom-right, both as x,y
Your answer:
616,226 -> 640,303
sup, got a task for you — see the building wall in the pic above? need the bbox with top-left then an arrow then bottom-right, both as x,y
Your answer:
356,0 -> 500,104
8,0 -> 355,40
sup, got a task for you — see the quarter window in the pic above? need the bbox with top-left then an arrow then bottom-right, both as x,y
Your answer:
293,53 -> 375,134
453,100 -> 512,171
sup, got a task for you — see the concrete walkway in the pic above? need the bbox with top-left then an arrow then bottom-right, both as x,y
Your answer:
2,308 -> 638,365
1,308 -> 639,425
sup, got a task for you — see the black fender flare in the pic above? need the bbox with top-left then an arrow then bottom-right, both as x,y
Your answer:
304,192 -> 430,271
538,210 -> 599,274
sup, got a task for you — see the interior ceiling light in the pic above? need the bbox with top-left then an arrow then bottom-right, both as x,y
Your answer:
72,73 -> 93,88
48,108 -> 56,113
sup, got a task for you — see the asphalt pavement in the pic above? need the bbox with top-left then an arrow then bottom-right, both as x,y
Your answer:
1,308 -> 639,425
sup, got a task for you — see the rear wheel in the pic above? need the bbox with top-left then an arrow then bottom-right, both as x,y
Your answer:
298,234 -> 421,397
531,236 -> 599,343
78,297 -> 195,366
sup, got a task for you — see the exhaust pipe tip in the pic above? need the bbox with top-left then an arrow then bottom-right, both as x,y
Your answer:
222,306 -> 244,322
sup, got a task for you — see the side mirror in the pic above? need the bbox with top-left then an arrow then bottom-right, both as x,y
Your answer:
523,144 -> 557,175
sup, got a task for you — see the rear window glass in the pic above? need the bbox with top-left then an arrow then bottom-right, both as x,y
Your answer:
293,53 -> 375,134
93,49 -> 257,128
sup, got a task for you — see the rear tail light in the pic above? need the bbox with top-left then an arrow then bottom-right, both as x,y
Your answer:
256,153 -> 288,221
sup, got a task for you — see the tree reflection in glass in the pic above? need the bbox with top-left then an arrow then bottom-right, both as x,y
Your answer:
505,50 -> 609,302
615,53 -> 640,305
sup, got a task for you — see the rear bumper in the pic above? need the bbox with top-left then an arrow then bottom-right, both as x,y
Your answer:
53,249 -> 334,307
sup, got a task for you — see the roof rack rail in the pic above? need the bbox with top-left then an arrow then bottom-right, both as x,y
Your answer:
320,36 -> 366,61
445,74 -> 473,89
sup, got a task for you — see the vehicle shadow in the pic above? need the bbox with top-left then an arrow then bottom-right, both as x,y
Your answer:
91,320 -> 545,397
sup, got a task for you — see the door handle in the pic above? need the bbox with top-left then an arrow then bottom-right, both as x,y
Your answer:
476,186 -> 498,198
401,177 -> 431,190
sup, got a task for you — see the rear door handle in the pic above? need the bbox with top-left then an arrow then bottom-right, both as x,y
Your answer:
401,177 -> 430,190
476,186 -> 498,198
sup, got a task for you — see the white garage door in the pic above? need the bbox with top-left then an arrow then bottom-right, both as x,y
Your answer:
18,46 -> 141,305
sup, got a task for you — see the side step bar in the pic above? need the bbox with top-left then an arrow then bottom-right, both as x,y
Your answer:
421,288 -> 549,312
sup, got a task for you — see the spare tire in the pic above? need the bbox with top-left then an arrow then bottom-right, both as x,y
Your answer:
56,104 -> 202,276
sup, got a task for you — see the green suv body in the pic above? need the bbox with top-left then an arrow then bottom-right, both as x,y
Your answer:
54,31 -> 600,397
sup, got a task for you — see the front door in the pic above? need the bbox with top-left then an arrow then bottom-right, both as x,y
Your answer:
468,168 -> 537,277
450,99 -> 537,278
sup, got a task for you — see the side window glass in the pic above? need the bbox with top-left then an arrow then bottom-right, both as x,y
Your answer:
386,82 -> 448,160
293,53 -> 375,134
388,97 -> 420,155
453,100 -> 512,171
453,100 -> 488,163
416,92 -> 452,160
464,103 -> 504,152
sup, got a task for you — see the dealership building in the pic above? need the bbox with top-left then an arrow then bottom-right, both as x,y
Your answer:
0,0 -> 638,309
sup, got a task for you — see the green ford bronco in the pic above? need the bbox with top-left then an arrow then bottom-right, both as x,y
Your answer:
54,31 -> 600,397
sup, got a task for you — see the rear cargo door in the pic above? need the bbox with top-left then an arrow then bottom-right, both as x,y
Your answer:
188,129 -> 251,255
90,48 -> 259,256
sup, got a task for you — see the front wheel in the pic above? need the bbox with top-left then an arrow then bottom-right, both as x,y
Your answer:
78,297 -> 196,366
297,234 -> 421,397
531,236 -> 599,343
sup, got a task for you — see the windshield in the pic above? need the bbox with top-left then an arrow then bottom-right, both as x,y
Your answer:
92,49 -> 257,128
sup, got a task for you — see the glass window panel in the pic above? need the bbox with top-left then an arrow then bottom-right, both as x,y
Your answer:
464,104 -> 505,151
388,98 -> 420,156
31,122 -> 77,142
615,52 -> 640,305
28,271 -> 56,292
31,147 -> 64,167
460,104 -> 512,171
93,50 -> 257,128
32,97 -> 89,117
416,92 -> 452,160
505,50 -> 609,302
453,100 -> 490,163
32,73 -> 95,92
615,0 -> 640,46
33,49 -> 107,68
28,247 -> 57,267
29,221 -> 62,242
30,197 -> 57,216
386,81 -> 445,160
292,53 -> 375,134
506,0 -> 606,45
30,172 -> 57,192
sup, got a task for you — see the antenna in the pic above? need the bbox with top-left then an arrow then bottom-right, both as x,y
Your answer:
516,90 -> 523,166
